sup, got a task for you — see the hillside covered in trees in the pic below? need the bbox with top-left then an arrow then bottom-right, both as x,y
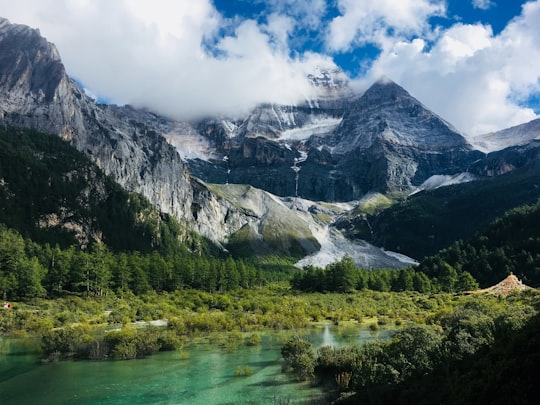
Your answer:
417,200 -> 540,287
344,163 -> 540,259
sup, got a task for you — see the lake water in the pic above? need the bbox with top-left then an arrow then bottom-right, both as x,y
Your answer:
0,323 -> 392,404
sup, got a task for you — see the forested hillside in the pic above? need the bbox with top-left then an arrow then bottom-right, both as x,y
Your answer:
343,164 -> 540,259
0,225 -> 268,299
0,127 -> 279,300
418,200 -> 540,287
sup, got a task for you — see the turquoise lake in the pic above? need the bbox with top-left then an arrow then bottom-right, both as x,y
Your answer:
0,324 -> 391,404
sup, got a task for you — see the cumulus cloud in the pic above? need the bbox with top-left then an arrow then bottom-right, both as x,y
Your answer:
261,0 -> 328,30
326,0 -> 446,51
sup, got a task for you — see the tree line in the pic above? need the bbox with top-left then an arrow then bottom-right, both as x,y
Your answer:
0,225 -> 265,300
418,199 -> 540,287
291,256 -> 478,294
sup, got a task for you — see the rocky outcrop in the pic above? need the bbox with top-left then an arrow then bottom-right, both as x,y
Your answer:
469,140 -> 540,177
467,274 -> 531,296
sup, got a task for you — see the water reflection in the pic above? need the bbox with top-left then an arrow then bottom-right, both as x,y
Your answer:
322,323 -> 335,347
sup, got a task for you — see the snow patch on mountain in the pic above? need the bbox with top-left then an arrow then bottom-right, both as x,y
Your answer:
280,116 -> 342,141
271,105 -> 296,128
163,124 -> 215,161
221,119 -> 241,138
410,172 -> 477,195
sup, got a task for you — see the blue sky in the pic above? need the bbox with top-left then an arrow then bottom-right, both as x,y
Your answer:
212,0 -> 528,76
0,0 -> 539,135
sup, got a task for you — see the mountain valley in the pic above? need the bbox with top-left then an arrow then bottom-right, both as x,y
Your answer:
1,13 -> 540,405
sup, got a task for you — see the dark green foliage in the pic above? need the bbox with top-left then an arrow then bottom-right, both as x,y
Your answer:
349,165 -> 540,259
418,199 -> 540,287
0,224 -> 267,299
41,325 -> 92,358
306,295 -> 540,404
0,225 -> 46,298
351,324 -> 443,391
281,337 -> 316,380
41,324 -> 183,360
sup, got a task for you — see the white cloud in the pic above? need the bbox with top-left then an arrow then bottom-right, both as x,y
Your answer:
326,0 -> 446,51
262,0 -> 327,30
472,0 -> 495,10
0,0 -> 328,119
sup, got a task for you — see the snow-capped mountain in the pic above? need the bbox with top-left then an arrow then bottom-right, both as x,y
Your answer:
187,77 -> 483,201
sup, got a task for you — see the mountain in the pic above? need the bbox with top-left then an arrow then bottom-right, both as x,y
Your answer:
2,16 -> 539,268
469,118 -> 540,153
0,17 -> 254,250
417,198 -> 540,287
186,77 -> 483,201
0,17 -> 193,225
338,162 -> 540,260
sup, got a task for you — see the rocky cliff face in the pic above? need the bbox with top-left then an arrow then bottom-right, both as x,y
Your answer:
0,17 -> 195,227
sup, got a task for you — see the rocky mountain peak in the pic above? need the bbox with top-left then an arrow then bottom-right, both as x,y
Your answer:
306,66 -> 354,102
0,17 -> 64,103
360,76 -> 413,105
307,66 -> 349,90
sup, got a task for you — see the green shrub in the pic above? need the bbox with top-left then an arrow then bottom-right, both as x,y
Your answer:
41,325 -> 92,358
247,332 -> 262,346
234,365 -> 253,376
281,337 -> 316,381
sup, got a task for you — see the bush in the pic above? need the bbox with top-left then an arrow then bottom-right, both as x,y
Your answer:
234,365 -> 253,376
281,337 -> 316,381
41,325 -> 92,358
247,332 -> 262,346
